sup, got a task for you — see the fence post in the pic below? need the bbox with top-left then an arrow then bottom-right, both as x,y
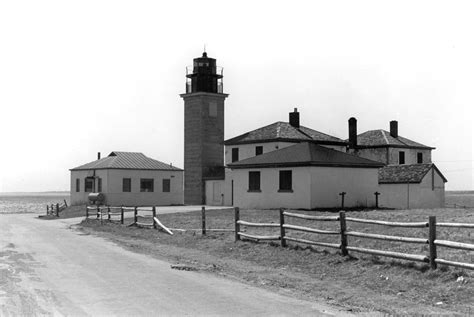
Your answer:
339,211 -> 348,256
234,207 -> 240,241
339,192 -> 346,209
201,207 -> 206,236
47,205 -> 49,215
56,203 -> 59,217
108,206 -> 111,221
279,208 -> 287,247
96,206 -> 100,219
374,192 -> 380,209
134,206 -> 138,224
152,206 -> 156,229
429,216 -> 437,270
120,206 -> 124,224
86,206 -> 89,218
64,199 -> 68,207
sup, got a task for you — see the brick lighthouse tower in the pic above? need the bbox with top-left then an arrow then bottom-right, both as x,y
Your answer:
180,52 -> 228,204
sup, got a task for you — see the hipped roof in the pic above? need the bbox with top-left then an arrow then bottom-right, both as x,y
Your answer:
224,121 -> 346,146
228,142 -> 384,169
378,163 -> 447,184
70,152 -> 182,171
354,130 -> 434,149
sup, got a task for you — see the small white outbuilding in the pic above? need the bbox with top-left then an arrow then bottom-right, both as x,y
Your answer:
70,151 -> 184,206
378,163 -> 447,209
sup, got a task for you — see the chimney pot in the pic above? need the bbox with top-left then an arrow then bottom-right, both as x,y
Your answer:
289,108 -> 300,128
390,120 -> 398,138
97,152 -> 101,160
348,117 -> 357,149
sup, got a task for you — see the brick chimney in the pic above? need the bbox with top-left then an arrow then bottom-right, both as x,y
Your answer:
289,108 -> 300,128
348,117 -> 357,148
390,120 -> 398,138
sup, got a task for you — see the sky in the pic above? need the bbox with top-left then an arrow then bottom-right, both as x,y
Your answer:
0,0 -> 472,192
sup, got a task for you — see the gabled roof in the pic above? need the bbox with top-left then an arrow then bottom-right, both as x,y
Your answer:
224,121 -> 346,146
378,163 -> 447,184
228,142 -> 384,169
353,130 -> 434,149
70,152 -> 183,171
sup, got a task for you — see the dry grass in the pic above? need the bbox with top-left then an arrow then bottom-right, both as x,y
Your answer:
79,207 -> 474,315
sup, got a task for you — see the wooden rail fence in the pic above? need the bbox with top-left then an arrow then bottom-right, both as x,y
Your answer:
235,208 -> 474,271
46,199 -> 68,217
85,205 -> 173,235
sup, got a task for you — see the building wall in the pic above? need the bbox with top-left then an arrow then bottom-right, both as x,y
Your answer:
70,169 -> 109,205
310,167 -> 379,208
353,148 -> 388,164
387,148 -> 432,165
231,167 -> 312,209
225,142 -> 346,164
182,92 -> 227,205
70,169 -> 184,206
205,180 -> 225,206
378,168 -> 445,209
225,142 -> 295,164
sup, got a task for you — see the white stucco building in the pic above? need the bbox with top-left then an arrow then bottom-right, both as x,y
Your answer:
70,152 -> 184,206
378,164 -> 447,209
227,142 -> 384,209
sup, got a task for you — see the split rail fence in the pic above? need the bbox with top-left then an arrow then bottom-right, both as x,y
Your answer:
235,208 -> 474,271
46,199 -> 68,217
85,205 -> 173,235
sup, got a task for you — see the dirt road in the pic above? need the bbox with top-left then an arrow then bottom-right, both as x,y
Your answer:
0,214 -> 348,316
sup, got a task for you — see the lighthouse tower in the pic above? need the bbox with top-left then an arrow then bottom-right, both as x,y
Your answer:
180,52 -> 229,205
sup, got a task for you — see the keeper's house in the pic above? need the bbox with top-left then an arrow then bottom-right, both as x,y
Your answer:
228,142 -> 384,209
70,151 -> 183,206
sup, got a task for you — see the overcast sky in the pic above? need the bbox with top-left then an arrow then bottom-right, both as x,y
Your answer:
0,0 -> 472,192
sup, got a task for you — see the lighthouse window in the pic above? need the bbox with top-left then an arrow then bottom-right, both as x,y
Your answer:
209,102 -> 217,117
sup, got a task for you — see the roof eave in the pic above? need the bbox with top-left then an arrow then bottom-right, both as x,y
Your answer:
228,162 -> 384,169
224,138 -> 347,146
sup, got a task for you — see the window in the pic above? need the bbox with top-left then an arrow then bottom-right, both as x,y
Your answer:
75,179 -> 80,192
255,146 -> 263,156
248,171 -> 261,191
209,101 -> 217,117
399,151 -> 405,164
417,152 -> 423,164
140,179 -> 154,192
97,178 -> 102,192
162,179 -> 170,192
84,177 -> 94,192
122,178 -> 131,192
279,170 -> 293,191
232,148 -> 239,162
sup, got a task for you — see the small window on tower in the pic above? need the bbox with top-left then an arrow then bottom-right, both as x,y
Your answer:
417,152 -> 423,164
399,151 -> 405,165
232,148 -> 239,162
209,101 -> 217,117
255,146 -> 263,156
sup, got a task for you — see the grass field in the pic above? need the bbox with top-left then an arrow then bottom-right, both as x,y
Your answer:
78,205 -> 474,315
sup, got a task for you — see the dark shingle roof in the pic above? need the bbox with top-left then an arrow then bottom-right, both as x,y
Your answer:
354,130 -> 434,149
70,152 -> 182,171
228,142 -> 384,169
378,163 -> 447,184
224,122 -> 345,145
